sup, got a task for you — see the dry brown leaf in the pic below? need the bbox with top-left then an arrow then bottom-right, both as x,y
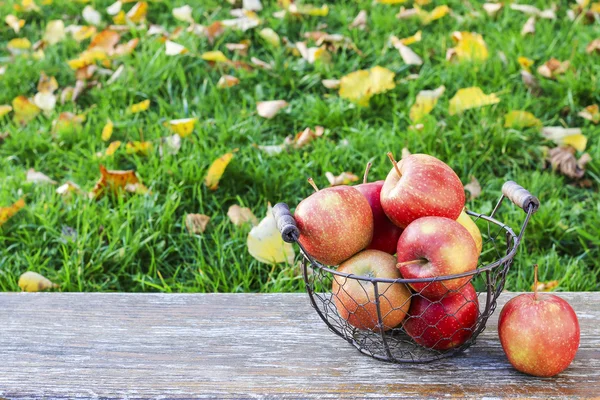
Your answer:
325,171 -> 359,186
225,41 -> 250,55
546,146 -> 591,179
27,169 -> 57,184
483,3 -> 503,16
532,280 -> 559,292
0,198 -> 25,227
537,58 -> 570,79
578,104 -> 600,124
286,126 -> 324,149
18,271 -> 58,292
251,57 -> 273,70
521,16 -> 536,36
464,175 -> 482,200
586,39 -> 600,54
349,10 -> 367,30
257,100 -> 288,119
217,75 -> 240,89
89,29 -> 120,54
91,165 -> 148,198
228,204 -> 258,226
186,214 -> 210,234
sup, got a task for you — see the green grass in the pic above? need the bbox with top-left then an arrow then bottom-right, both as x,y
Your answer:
0,0 -> 599,292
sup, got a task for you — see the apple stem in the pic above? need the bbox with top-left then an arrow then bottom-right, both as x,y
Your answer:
397,259 -> 428,268
363,162 -> 372,184
533,264 -> 539,301
387,152 -> 402,178
307,177 -> 319,192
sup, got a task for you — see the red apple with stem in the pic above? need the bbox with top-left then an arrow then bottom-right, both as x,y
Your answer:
354,162 -> 403,254
295,178 -> 373,266
403,283 -> 479,350
396,216 -> 478,299
381,153 -> 465,228
333,249 -> 412,331
498,265 -> 580,377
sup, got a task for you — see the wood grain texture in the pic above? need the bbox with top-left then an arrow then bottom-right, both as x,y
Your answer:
0,292 -> 598,399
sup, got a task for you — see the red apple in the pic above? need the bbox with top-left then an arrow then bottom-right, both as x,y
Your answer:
498,270 -> 580,377
355,165 -> 403,254
456,209 -> 483,255
295,184 -> 373,266
381,153 -> 465,228
396,216 -> 478,299
333,250 -> 412,331
403,283 -> 479,350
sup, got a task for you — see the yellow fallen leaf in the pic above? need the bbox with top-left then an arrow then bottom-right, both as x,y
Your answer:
257,100 -> 288,119
542,127 -> 587,152
202,50 -> 228,62
0,105 -> 12,118
18,271 -> 58,292
448,87 -> 500,115
504,111 -> 542,129
532,280 -> 559,292
15,0 -> 40,12
578,104 -> 599,124
129,99 -> 150,113
113,10 -> 126,24
217,75 -> 240,89
91,165 -> 148,198
71,25 -> 97,42
89,29 -> 120,53
37,72 -> 59,93
205,151 -> 235,190
228,204 -> 258,226
325,171 -> 359,186
6,15 -> 26,33
0,198 -> 25,227
186,214 -> 210,234
102,119 -> 114,141
259,28 -> 280,47
105,141 -> 122,156
126,140 -> 153,155
288,3 -> 329,17
518,56 -> 534,71
67,48 -> 107,69
409,85 -> 445,122
12,95 -> 41,125
168,117 -> 197,137
7,38 -> 31,54
392,30 -> 422,46
165,40 -> 188,56
339,66 -> 396,107
247,204 -> 295,264
126,1 -> 148,23
173,4 -> 194,23
417,5 -> 449,24
448,32 -> 488,62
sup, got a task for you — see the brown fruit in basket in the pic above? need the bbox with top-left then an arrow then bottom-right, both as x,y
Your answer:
295,184 -> 373,266
381,153 -> 465,228
332,250 -> 411,331
456,209 -> 483,255
396,216 -> 478,299
403,283 -> 479,350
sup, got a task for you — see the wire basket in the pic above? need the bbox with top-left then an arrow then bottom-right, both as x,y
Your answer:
273,181 -> 539,363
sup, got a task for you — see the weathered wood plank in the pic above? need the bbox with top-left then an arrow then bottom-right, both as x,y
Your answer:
0,292 -> 597,398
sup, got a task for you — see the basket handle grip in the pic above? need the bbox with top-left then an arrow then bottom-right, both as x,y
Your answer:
502,181 -> 540,213
272,203 -> 300,243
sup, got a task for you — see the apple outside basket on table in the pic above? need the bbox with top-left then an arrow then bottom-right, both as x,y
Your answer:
273,153 -> 542,364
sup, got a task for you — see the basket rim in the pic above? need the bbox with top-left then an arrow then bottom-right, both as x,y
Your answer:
299,209 -> 518,284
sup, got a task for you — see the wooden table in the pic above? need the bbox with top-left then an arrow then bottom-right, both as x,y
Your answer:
0,292 -> 597,398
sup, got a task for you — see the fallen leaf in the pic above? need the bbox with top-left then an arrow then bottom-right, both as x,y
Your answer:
464,176 -> 481,200
247,203 -> 295,264
251,57 -> 273,70
201,50 -> 228,62
321,79 -> 340,89
510,4 -> 556,19
259,28 -> 280,47
104,140 -> 122,156
394,41 -> 422,66
217,75 -> 240,89
83,5 -> 102,26
518,56 -> 534,71
409,85 -> 445,122
537,58 -> 570,79
56,181 -> 82,196
339,66 -> 396,107
228,204 -> 258,226
168,118 -> 197,137
286,126 -> 324,148
27,169 -> 57,184
483,3 -> 503,16
101,119 -> 114,141
89,29 -> 120,54
586,39 -> 600,54
67,49 -> 107,69
91,165 -> 148,198
129,99 -> 150,113
521,70 -> 541,94
225,41 -> 250,55
126,1 -> 148,23
69,25 -> 97,42
52,112 -> 86,135
257,100 -> 288,119
504,111 -> 542,129
221,10 -> 261,31
578,105 -> 599,124
447,32 -> 488,62
12,96 -> 41,125
7,38 -> 32,55
205,152 -> 235,190
0,198 -> 25,227
0,105 -> 12,118
159,134 -> 182,157
243,0 -> 262,11
416,5 -> 450,24
532,280 -> 559,292
295,42 -> 332,64
546,146 -> 591,179
287,3 -> 329,17
33,92 -> 56,112
107,1 -> 122,15
521,16 -> 536,36
448,87 -> 500,115
326,171 -> 359,186
5,15 -> 25,33
186,214 -> 210,234
256,144 -> 285,155
391,31 -> 422,46
165,40 -> 188,56
18,271 -> 58,292
349,10 -> 367,30
542,127 -> 587,151
126,141 -> 152,155
173,4 -> 194,23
